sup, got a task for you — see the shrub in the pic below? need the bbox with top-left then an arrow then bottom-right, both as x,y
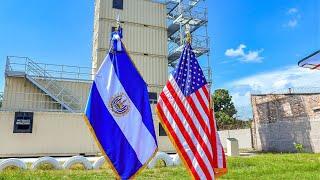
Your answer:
293,142 -> 304,153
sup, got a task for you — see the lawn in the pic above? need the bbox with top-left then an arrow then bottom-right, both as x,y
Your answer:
0,153 -> 319,179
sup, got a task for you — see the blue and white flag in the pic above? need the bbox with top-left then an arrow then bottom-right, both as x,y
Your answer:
84,28 -> 158,179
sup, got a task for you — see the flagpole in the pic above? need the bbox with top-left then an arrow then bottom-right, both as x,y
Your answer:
111,14 -> 122,77
185,24 -> 191,44
115,14 -> 120,31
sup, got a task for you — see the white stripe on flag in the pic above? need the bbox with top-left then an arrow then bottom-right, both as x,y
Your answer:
190,93 -> 210,128
213,113 -> 224,168
216,133 -> 224,168
158,98 -> 205,179
162,85 -> 214,176
198,87 -> 209,109
94,54 -> 157,164
169,76 -> 213,154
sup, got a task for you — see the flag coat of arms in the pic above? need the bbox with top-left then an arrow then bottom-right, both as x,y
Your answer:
84,27 -> 158,179
156,43 -> 227,179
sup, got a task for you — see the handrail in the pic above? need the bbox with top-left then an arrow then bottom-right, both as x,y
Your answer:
6,56 -> 86,111
6,56 -> 95,81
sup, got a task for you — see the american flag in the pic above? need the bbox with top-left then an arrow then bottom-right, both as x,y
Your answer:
156,43 -> 226,179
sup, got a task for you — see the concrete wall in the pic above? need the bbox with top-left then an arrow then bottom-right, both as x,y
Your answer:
218,128 -> 252,150
92,0 -> 168,85
0,111 -> 98,157
252,93 -> 320,153
0,110 -> 254,157
2,77 -> 61,111
154,120 -> 175,153
2,77 -> 91,112
0,111 -> 175,157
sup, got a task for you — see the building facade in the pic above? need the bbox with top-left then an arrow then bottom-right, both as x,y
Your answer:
92,0 -> 174,152
0,0 -> 176,157
251,93 -> 320,153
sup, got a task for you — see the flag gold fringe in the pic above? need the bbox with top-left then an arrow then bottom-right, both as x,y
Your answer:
83,114 -> 158,179
129,147 -> 158,179
155,108 -> 196,180
214,168 -> 228,178
83,115 -> 121,179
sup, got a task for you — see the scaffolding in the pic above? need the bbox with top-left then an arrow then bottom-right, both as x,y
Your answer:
164,0 -> 212,86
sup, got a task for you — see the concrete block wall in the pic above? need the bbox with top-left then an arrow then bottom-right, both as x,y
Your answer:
251,93 -> 320,153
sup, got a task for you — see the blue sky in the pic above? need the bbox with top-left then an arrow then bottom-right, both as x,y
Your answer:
210,0 -> 319,118
0,0 -> 319,118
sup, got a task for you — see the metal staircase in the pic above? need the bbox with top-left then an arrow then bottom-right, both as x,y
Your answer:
164,0 -> 212,85
5,56 -> 82,112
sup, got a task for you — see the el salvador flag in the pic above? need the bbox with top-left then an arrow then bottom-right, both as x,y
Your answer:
84,27 -> 158,179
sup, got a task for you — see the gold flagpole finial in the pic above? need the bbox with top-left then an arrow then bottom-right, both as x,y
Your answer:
185,24 -> 191,44
186,32 -> 191,44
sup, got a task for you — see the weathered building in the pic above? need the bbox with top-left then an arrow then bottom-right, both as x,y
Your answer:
0,0 -> 211,157
0,0 -> 174,157
251,93 -> 320,153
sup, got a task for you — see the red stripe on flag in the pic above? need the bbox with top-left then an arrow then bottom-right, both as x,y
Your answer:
186,97 -> 212,142
222,147 -> 227,168
202,85 -> 210,101
195,90 -> 210,117
210,109 -> 219,168
166,82 -> 213,164
156,104 -> 200,179
160,92 -> 212,179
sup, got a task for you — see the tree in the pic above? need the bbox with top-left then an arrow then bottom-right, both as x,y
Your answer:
212,89 -> 237,116
212,89 -> 237,130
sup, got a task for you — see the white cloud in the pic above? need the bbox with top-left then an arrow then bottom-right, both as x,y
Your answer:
225,44 -> 263,63
287,19 -> 298,28
225,44 -> 246,57
243,50 -> 264,62
287,8 -> 298,15
225,65 -> 320,119
284,8 -> 300,28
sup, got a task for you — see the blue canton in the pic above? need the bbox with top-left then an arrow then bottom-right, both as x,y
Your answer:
172,44 -> 207,96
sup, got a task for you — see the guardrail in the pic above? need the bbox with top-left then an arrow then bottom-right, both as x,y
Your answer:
6,56 -> 95,82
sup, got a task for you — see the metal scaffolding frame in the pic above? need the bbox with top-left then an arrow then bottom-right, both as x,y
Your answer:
160,0 -> 212,86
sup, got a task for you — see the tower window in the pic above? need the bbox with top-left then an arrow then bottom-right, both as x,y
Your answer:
159,123 -> 167,136
111,27 -> 117,32
113,0 -> 123,10
148,92 -> 157,104
13,112 -> 33,133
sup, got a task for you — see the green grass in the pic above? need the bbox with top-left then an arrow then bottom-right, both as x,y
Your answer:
0,153 -> 319,180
